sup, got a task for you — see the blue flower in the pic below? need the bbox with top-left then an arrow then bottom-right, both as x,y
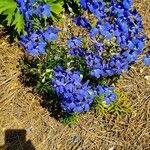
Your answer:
43,4 -> 51,17
85,51 -> 94,66
79,0 -> 89,10
142,52 -> 150,66
17,0 -> 51,33
43,26 -> 60,42
88,1 -> 105,19
17,0 -> 146,115
35,3 -> 51,18
69,48 -> 84,57
52,66 -> 94,114
96,85 -> 117,105
67,37 -> 84,57
89,27 -> 99,37
128,41 -> 135,50
66,37 -> 82,49
73,16 -> 91,30
122,0 -> 133,10
19,25 -> 59,56
19,29 -> 46,55
122,51 -> 138,62
90,69 -> 102,78
97,22 -> 112,39
16,0 -> 35,13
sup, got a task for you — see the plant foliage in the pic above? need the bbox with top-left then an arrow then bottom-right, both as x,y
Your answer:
0,0 -> 25,34
62,112 -> 79,125
17,0 -> 148,122
94,88 -> 131,119
46,0 -> 64,14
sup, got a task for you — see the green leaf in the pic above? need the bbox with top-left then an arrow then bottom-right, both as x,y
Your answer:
0,0 -> 25,34
3,9 -> 15,26
46,0 -> 64,5
0,0 -> 16,14
51,3 -> 63,14
62,112 -> 79,125
12,9 -> 25,34
46,0 -> 64,15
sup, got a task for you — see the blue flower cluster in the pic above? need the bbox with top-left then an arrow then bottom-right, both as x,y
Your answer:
20,29 -> 46,55
52,66 -> 117,114
16,0 -> 51,30
17,0 -> 147,114
51,65 -> 117,113
20,27 -> 59,55
17,0 -> 59,55
70,0 -> 146,79
85,51 -> 129,78
55,0 -> 147,113
51,66 -> 94,114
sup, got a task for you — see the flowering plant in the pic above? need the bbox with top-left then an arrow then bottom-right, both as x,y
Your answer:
12,0 -> 150,121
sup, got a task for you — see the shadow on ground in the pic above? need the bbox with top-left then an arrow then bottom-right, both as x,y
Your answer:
0,129 -> 35,150
19,55 -> 65,120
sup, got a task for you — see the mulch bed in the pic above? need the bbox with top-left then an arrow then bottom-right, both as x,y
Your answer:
0,1 -> 150,149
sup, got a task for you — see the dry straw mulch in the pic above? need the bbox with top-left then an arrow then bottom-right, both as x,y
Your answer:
0,0 -> 150,150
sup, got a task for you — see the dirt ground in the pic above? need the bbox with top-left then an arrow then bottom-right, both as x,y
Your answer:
0,0 -> 150,150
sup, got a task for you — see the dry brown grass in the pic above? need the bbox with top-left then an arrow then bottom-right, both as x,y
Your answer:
0,1 -> 150,150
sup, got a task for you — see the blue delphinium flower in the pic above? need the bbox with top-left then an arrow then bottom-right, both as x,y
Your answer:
52,66 -> 117,113
72,0 -> 146,80
19,29 -> 46,55
72,16 -> 91,30
16,0 -> 37,32
17,0 -> 51,19
96,85 -> 117,105
79,0 -> 106,19
85,51 -> 105,78
16,0 -> 35,16
122,51 -> 138,62
17,0 -> 60,56
66,37 -> 82,49
142,52 -> 150,66
69,48 -> 84,57
122,0 -> 133,10
89,27 -> 99,37
85,51 -> 129,78
16,0 -> 147,115
96,22 -> 112,39
43,26 -> 60,42
52,66 -> 95,114
35,3 -> 51,18
79,0 -> 89,10
16,0 -> 35,23
16,0 -> 51,33
19,26 -> 59,55
88,1 -> 105,19
66,37 -> 84,57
